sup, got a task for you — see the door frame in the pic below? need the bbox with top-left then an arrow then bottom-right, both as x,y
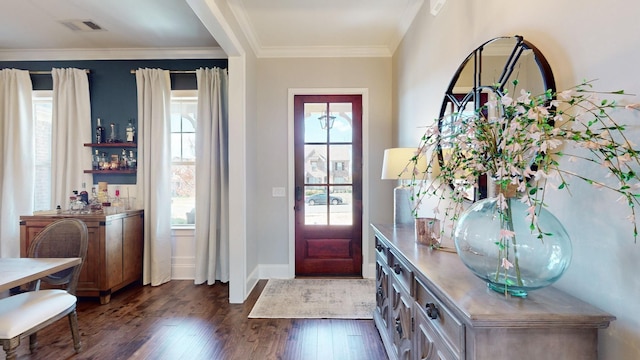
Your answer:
287,88 -> 372,279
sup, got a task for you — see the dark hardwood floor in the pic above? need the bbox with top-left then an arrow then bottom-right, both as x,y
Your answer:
3,280 -> 388,360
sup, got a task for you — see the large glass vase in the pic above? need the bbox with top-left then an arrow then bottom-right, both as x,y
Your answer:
453,196 -> 572,297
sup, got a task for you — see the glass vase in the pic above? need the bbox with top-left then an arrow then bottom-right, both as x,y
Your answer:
453,196 -> 572,297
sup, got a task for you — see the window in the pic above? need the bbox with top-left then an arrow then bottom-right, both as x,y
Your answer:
33,91 -> 53,211
170,90 -> 197,226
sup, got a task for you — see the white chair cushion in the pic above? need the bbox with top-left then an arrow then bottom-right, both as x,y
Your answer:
0,290 -> 76,339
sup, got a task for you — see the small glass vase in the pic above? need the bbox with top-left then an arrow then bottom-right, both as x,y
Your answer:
415,217 -> 440,247
453,195 -> 572,297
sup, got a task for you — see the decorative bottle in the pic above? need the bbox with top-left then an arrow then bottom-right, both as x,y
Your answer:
128,150 -> 137,169
96,118 -> 105,144
120,149 -> 128,169
89,187 -> 102,212
100,152 -> 109,170
108,123 -> 118,143
92,149 -> 100,170
79,182 -> 89,205
126,119 -> 136,143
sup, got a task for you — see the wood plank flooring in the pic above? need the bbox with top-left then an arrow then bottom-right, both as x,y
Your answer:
2,280 -> 388,360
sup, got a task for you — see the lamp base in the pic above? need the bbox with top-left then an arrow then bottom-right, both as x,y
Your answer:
394,186 -> 414,225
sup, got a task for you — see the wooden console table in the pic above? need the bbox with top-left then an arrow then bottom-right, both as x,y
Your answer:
20,210 -> 144,304
372,223 -> 615,360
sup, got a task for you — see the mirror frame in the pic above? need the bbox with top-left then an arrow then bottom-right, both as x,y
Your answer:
438,35 -> 555,202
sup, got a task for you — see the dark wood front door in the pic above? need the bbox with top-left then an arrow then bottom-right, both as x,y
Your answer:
294,94 -> 362,276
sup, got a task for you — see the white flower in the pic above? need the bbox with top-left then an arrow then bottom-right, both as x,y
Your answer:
501,95 -> 513,106
540,139 -> 563,153
501,257 -> 514,270
517,89 -> 531,103
558,89 -> 573,100
618,154 -> 632,163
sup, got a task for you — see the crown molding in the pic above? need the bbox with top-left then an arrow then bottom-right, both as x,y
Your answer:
388,0 -> 425,54
228,0 -> 402,58
0,47 -> 227,61
257,45 -> 392,59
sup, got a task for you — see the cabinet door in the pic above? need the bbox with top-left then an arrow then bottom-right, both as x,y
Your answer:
104,218 -> 123,288
376,258 -> 390,330
122,213 -> 143,282
390,277 -> 413,360
20,219 -> 101,292
78,225 -> 101,291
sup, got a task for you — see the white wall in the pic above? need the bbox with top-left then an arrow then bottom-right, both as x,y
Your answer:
394,1 -> 640,359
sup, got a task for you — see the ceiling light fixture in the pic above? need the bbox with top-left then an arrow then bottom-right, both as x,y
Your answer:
318,114 -> 336,130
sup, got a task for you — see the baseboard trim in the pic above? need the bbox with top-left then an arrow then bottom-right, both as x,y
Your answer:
171,256 -> 195,280
170,258 -> 376,290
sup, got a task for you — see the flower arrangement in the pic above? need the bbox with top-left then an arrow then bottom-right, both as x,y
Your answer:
403,79 -> 640,295
406,79 -> 640,243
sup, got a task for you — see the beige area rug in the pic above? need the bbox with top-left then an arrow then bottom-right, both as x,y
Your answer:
248,278 -> 376,319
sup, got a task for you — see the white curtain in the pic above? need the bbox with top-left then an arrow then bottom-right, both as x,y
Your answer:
135,68 -> 172,286
194,67 -> 229,284
51,68 -> 92,209
0,69 -> 34,257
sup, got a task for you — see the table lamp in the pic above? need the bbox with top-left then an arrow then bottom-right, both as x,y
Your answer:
381,148 -> 427,225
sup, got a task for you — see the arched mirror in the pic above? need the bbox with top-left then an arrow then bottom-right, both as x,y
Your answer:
438,35 -> 555,202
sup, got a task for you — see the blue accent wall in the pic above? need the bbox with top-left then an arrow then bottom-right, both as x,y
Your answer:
1,58 -> 227,184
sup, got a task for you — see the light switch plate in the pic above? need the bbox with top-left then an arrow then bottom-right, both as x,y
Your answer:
272,187 -> 286,197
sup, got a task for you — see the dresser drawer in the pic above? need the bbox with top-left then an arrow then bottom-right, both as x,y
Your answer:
374,236 -> 389,265
415,276 -> 465,358
388,250 -> 413,296
415,304 -> 460,360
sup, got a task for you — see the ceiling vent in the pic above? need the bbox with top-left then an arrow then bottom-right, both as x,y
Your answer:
59,19 -> 106,32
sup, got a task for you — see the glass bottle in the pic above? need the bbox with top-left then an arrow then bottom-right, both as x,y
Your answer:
120,149 -> 128,169
126,119 -> 136,143
100,152 -> 110,170
108,123 -> 118,143
92,149 -> 100,170
110,153 -> 119,170
128,150 -> 137,169
68,195 -> 77,212
113,188 -> 124,213
89,187 -> 102,212
95,118 -> 105,144
79,182 -> 89,206
70,191 -> 84,212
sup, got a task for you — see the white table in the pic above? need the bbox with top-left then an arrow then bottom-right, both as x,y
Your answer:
0,258 -> 81,292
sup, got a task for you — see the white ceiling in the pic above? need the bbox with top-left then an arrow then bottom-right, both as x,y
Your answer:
0,0 -> 425,60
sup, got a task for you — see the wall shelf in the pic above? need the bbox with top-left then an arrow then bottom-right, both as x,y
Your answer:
85,143 -> 137,175
84,143 -> 136,148
84,169 -> 136,174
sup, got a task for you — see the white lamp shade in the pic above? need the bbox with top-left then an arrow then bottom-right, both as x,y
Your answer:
381,147 -> 428,180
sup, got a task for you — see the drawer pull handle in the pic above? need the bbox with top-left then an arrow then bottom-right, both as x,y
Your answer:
393,264 -> 403,274
395,318 -> 403,337
425,302 -> 439,320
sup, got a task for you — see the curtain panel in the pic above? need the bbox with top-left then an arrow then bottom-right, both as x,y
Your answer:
135,68 -> 173,286
0,69 -> 34,257
194,67 -> 230,284
51,68 -> 92,209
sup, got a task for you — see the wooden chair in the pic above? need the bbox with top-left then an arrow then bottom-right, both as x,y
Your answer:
0,218 -> 88,360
